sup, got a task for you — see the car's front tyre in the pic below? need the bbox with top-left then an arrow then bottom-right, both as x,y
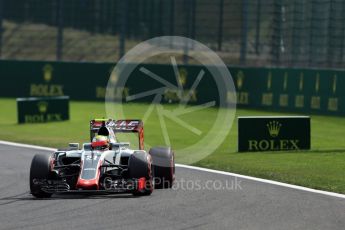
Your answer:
30,153 -> 53,198
129,151 -> 153,196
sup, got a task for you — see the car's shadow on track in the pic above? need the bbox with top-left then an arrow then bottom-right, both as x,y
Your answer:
0,192 -> 138,205
49,194 -> 138,199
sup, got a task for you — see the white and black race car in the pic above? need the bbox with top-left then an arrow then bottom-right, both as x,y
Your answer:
29,119 -> 175,198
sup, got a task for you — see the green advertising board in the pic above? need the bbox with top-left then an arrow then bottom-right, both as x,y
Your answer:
232,67 -> 345,115
0,60 -> 114,100
1,60 -> 345,116
17,96 -> 69,123
238,116 -> 311,152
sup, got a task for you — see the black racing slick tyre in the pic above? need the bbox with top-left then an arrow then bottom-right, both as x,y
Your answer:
149,147 -> 175,189
128,151 -> 153,196
30,154 -> 53,198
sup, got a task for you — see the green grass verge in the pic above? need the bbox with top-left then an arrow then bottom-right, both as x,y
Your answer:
1,98 -> 345,194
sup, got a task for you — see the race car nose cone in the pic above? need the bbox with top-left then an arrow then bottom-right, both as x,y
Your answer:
76,178 -> 99,190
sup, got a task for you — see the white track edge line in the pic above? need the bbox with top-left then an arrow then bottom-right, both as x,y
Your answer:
1,140 -> 344,199
176,164 -> 345,199
0,140 -> 56,151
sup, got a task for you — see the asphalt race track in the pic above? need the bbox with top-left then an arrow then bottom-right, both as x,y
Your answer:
0,143 -> 344,230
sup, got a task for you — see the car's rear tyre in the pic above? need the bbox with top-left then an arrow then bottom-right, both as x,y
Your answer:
128,151 -> 153,196
30,153 -> 53,198
149,147 -> 175,189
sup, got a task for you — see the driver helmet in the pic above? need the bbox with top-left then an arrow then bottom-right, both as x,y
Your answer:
91,135 -> 110,150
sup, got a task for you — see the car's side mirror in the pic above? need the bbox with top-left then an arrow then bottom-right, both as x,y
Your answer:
83,143 -> 92,150
68,143 -> 79,150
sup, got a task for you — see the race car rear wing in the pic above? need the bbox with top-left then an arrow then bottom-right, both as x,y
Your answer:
114,120 -> 144,150
114,120 -> 143,132
89,119 -> 144,150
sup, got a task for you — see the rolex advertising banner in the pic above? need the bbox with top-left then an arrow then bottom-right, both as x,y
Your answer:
238,116 -> 311,152
0,60 -> 113,100
233,68 -> 345,115
1,60 -> 345,116
17,96 -> 69,124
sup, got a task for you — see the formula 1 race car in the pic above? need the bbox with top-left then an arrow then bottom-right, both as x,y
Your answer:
29,119 -> 175,198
